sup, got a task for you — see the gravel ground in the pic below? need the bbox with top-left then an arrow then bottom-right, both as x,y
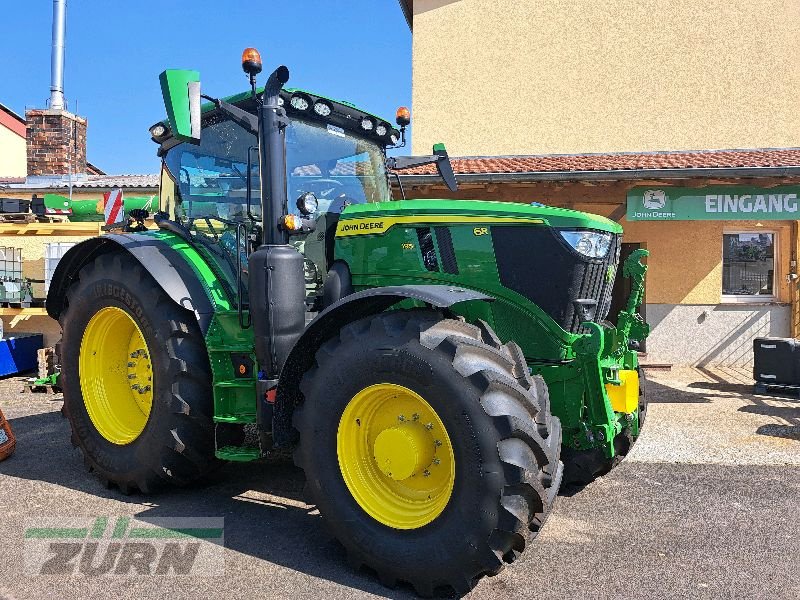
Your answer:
630,367 -> 800,465
0,367 -> 798,599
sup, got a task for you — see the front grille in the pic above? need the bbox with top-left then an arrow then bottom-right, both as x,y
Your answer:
491,226 -> 621,333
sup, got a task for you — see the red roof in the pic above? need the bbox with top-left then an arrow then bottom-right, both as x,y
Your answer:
396,148 -> 800,176
0,102 -> 26,138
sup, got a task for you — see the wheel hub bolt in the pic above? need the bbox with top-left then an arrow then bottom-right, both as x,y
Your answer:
127,362 -> 136,368
424,423 -> 433,430
423,469 -> 430,477
127,374 -> 137,380
397,415 -> 406,422
412,413 -> 420,421
432,458 -> 440,465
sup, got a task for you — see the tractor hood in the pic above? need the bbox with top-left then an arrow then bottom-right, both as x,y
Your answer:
337,199 -> 622,234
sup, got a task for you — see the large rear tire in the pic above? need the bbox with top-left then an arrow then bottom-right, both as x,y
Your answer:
293,310 -> 562,596
58,252 -> 217,494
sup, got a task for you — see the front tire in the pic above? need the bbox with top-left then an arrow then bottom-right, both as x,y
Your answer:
293,311 -> 562,596
59,252 -> 217,494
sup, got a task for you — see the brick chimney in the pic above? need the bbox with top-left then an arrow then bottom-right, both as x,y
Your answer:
26,109 -> 87,177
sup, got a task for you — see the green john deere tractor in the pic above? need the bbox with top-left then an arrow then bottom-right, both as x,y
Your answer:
46,49 -> 649,595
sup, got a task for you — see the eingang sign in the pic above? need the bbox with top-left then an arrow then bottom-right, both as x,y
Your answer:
626,186 -> 800,221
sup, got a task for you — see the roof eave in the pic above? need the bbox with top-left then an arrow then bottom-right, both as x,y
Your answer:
396,165 -> 800,185
398,0 -> 412,30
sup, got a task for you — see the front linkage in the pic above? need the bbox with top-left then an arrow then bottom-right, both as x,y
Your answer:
534,250 -> 649,482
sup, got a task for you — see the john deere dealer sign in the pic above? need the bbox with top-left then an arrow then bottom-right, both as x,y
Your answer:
627,186 -> 800,221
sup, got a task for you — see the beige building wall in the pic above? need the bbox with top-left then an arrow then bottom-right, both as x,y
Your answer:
411,0 -> 800,156
0,126 -> 26,177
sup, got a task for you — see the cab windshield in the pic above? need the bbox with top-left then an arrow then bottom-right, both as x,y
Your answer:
162,116 -> 390,223
286,119 -> 390,215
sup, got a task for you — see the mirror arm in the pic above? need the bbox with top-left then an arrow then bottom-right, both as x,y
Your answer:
386,155 -> 440,170
203,95 -> 259,135
386,150 -> 458,193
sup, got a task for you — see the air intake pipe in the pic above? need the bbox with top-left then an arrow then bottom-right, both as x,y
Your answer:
249,65 -> 305,382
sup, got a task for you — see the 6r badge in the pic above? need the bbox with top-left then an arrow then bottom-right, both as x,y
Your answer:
473,227 -> 489,236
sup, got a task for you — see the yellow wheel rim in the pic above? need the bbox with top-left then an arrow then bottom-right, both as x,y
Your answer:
337,383 -> 455,529
79,306 -> 154,445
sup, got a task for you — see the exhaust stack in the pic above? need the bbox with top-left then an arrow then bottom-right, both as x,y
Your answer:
49,0 -> 67,110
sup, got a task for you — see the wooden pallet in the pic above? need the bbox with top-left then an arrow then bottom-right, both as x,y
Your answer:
0,302 -> 33,309
0,213 -> 36,224
754,382 -> 800,399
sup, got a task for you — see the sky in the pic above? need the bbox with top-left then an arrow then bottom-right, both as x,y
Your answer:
0,0 -> 412,175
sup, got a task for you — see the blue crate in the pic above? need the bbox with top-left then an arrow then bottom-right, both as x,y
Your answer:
0,333 -> 43,376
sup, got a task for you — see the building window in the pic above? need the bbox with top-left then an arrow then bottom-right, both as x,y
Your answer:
722,232 -> 776,302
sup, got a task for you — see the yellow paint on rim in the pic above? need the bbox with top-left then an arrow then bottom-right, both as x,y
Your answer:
335,215 -> 544,237
337,383 -> 455,529
79,306 -> 154,445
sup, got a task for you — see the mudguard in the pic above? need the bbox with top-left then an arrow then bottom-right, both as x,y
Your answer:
45,233 -> 216,332
272,284 -> 494,445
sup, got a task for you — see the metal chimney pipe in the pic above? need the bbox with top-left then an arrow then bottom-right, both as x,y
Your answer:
49,0 -> 67,110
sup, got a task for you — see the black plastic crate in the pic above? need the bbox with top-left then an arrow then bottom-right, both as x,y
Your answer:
0,198 -> 31,213
31,196 -> 45,216
753,337 -> 798,386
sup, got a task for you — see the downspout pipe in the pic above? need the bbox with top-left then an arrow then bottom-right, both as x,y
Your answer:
50,0 -> 67,110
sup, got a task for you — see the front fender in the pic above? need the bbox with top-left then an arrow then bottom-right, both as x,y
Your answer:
272,284 -> 494,445
46,233 -> 218,333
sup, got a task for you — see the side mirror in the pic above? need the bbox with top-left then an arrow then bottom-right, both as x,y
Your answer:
159,69 -> 202,144
433,143 -> 458,193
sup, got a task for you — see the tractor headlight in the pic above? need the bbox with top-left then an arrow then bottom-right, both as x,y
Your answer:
149,124 -> 167,138
360,117 -> 374,131
313,101 -> 332,117
296,192 -> 318,216
290,94 -> 310,111
375,123 -> 388,137
559,230 -> 613,259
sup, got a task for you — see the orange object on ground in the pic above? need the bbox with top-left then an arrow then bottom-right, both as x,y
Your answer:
0,407 -> 15,461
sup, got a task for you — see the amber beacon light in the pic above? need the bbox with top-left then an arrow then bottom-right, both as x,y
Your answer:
395,106 -> 411,127
242,47 -> 263,76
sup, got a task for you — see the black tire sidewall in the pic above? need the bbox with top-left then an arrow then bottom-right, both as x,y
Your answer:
301,326 -> 507,577
62,266 -> 180,481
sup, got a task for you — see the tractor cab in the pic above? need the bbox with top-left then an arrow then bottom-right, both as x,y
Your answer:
150,75 -> 415,309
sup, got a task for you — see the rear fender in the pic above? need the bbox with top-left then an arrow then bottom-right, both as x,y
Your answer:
46,234 -> 217,333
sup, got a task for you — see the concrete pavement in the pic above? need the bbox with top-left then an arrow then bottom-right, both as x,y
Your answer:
0,368 -> 798,599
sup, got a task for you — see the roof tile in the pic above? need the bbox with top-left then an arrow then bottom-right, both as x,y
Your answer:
395,148 -> 800,176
